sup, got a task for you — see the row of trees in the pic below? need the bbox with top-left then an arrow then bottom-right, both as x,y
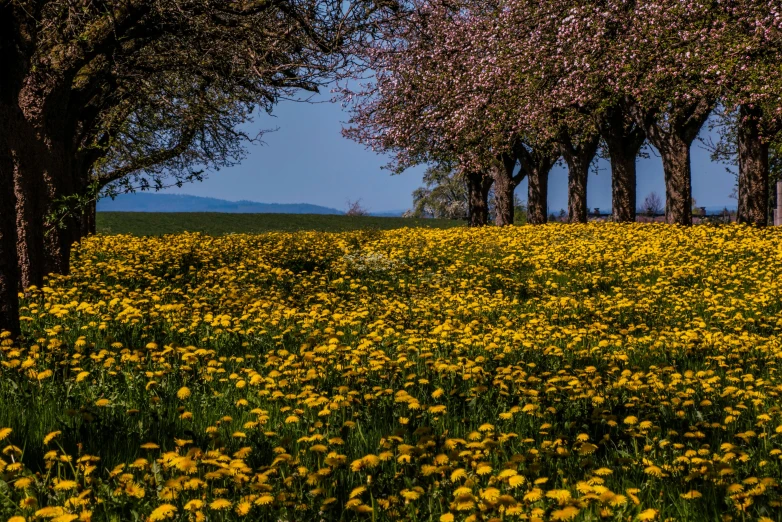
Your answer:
342,0 -> 782,228
0,0 -> 388,336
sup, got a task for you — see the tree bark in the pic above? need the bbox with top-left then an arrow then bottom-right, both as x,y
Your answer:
467,171 -> 493,227
737,104 -> 770,226
14,132 -> 75,287
560,133 -> 599,224
598,105 -> 645,223
527,167 -> 548,225
81,200 -> 97,236
630,97 -> 713,225
491,153 -> 519,226
658,141 -> 693,225
0,107 -> 20,337
14,144 -> 47,290
517,146 -> 558,225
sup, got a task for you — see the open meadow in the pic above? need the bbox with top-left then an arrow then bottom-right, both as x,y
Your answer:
2,224 -> 782,522
95,212 -> 463,236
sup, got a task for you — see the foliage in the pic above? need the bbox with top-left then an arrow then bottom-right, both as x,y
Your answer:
408,163 -> 469,219
2,225 -> 782,520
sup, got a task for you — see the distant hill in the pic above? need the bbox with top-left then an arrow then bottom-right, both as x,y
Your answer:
97,193 -> 344,214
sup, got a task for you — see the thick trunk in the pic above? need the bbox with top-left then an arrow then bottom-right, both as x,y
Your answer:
610,153 -> 637,223
491,153 -> 518,226
598,105 -> 645,222
493,173 -> 515,226
737,105 -> 769,226
658,140 -> 693,225
467,171 -> 492,227
14,124 -> 48,289
527,166 -> 549,225
560,134 -> 599,224
0,107 -> 20,337
14,121 -> 76,286
567,164 -> 588,223
631,97 -> 713,225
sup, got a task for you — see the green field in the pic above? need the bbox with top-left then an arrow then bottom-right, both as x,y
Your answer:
96,212 -> 463,235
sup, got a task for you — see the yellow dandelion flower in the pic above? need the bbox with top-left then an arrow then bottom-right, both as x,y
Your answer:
235,501 -> 252,516
255,495 -> 274,506
43,431 -> 62,445
441,514 -> 455,522
509,475 -> 526,488
184,500 -> 204,511
637,508 -> 658,520
680,490 -> 702,499
476,464 -> 492,475
551,506 -> 580,520
0,427 -> 12,441
480,487 -> 500,501
209,499 -> 232,510
401,489 -> 421,500
14,477 -> 34,489
176,386 -> 191,399
149,504 -> 177,520
53,480 -> 78,491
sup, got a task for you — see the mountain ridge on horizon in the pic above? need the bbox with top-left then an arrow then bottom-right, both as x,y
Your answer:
98,192 -> 348,215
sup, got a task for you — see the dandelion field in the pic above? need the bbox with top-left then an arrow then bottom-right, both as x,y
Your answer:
2,225 -> 782,522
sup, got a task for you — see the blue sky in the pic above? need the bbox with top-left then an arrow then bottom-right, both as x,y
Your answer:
162,94 -> 738,214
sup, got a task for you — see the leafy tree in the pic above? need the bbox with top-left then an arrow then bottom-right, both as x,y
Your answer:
409,163 -> 469,219
0,0 -> 385,336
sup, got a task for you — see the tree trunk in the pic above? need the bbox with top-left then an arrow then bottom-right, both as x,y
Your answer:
610,153 -> 637,223
658,140 -> 693,225
527,165 -> 550,225
566,163 -> 588,223
737,104 -> 769,226
598,105 -> 645,223
467,171 -> 492,227
0,108 -> 20,337
14,127 -> 48,290
631,97 -> 713,225
491,153 -> 518,226
560,134 -> 599,224
43,159 -> 77,277
81,200 -> 97,236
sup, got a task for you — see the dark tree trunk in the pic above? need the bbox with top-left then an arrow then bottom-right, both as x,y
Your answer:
560,133 -> 599,224
491,153 -> 519,226
566,164 -> 588,223
631,97 -> 713,225
518,147 -> 558,225
610,154 -> 638,223
737,105 -> 770,226
527,167 -> 548,225
658,141 -> 693,225
81,200 -> 97,236
0,107 -> 20,337
598,105 -> 645,223
467,171 -> 492,227
13,124 -> 48,290
43,157 -> 77,277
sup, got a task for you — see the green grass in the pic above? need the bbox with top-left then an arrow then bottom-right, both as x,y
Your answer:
96,211 -> 463,235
